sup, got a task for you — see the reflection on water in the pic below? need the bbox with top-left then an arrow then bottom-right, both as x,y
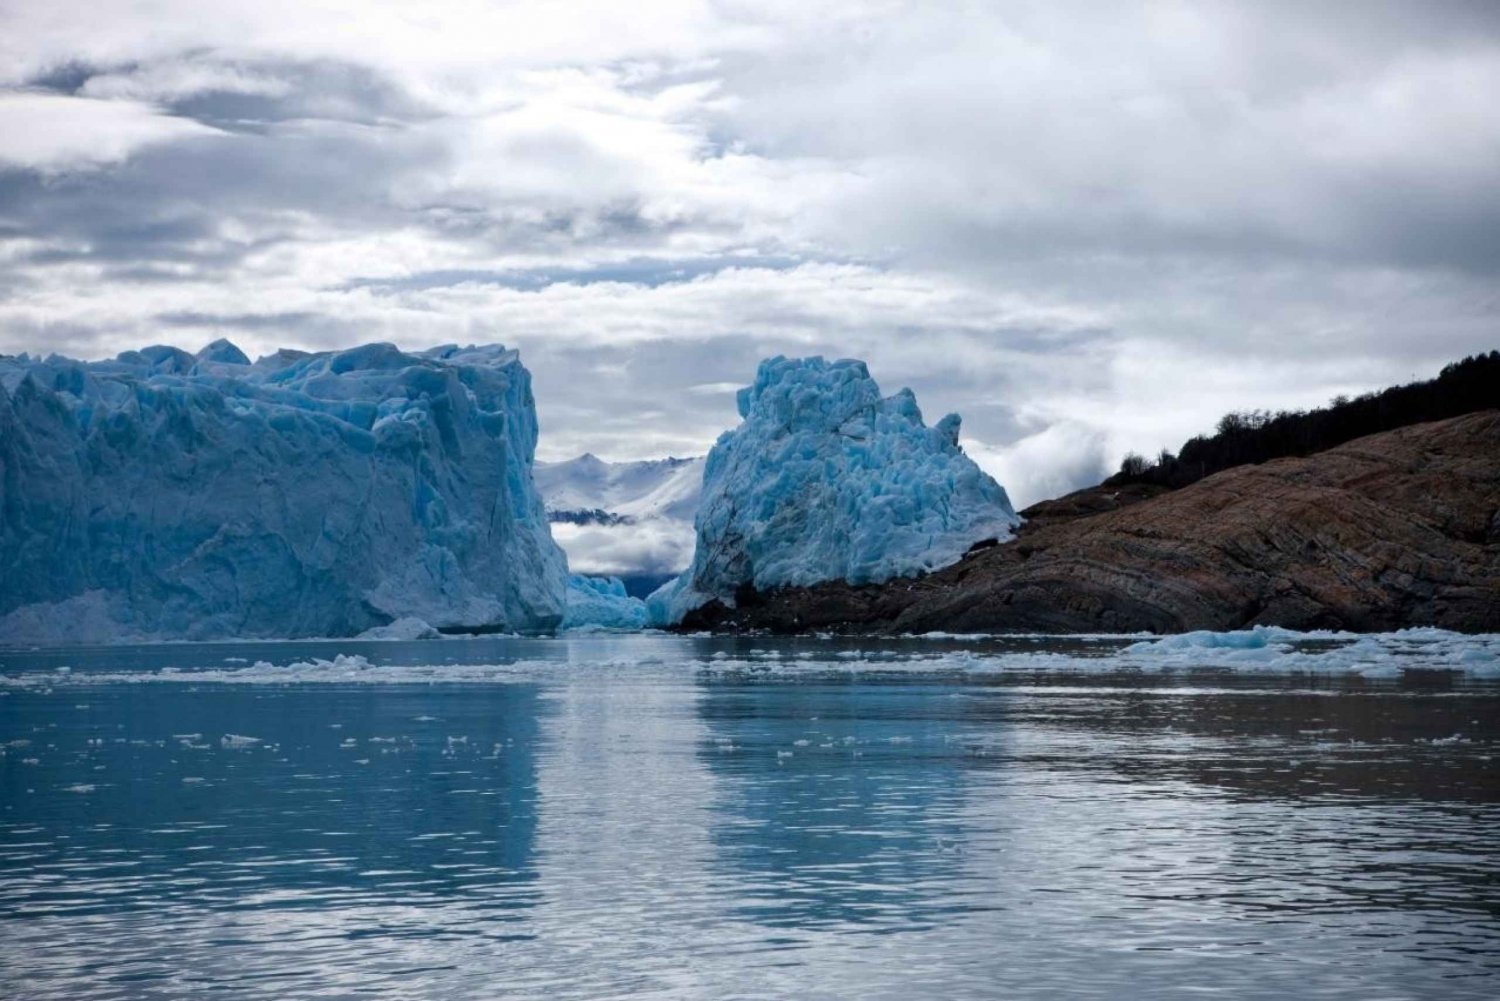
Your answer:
700,684 -> 981,933
1,636 -> 1497,999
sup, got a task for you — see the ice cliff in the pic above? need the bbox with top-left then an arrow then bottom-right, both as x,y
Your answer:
647,356 -> 1019,624
0,340 -> 568,642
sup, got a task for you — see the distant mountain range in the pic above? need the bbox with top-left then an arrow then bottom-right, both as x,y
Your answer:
534,453 -> 704,597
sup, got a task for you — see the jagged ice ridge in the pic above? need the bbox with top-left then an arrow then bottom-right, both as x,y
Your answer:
561,574 -> 649,631
648,356 -> 1019,625
0,340 -> 567,642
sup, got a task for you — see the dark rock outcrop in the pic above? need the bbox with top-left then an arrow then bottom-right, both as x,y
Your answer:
680,412 -> 1500,634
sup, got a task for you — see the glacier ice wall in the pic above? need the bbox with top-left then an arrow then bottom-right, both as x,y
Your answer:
0,340 -> 567,642
648,356 -> 1019,624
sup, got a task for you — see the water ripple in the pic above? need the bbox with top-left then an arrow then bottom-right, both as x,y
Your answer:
1,635 -> 1497,999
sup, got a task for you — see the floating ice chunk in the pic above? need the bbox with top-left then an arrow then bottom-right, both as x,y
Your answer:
356,617 -> 440,641
0,629 -> 1495,688
648,356 -> 1019,624
1134,629 -> 1273,651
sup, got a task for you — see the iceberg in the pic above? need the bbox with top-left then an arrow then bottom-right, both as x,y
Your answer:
561,574 -> 649,631
0,340 -> 567,642
648,356 -> 1019,624
355,617 -> 441,641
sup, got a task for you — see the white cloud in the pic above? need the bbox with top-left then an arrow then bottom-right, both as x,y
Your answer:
964,423 -> 1109,512
1,1 -> 1497,504
550,520 -> 695,576
0,92 -> 218,171
79,61 -> 295,102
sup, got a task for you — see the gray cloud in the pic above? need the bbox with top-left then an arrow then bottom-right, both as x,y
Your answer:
1,1 -> 1497,500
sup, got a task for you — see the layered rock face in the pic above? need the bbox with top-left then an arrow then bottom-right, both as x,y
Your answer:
682,412 -> 1500,634
0,341 -> 568,642
648,356 -> 1019,624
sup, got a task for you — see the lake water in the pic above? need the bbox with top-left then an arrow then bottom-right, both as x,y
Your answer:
2,632 -> 1498,1000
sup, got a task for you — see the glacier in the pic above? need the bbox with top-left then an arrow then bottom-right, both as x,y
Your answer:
561,574 -> 649,631
0,340 -> 568,642
648,356 -> 1020,625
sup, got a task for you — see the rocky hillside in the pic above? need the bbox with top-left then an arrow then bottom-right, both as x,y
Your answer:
681,412 -> 1500,634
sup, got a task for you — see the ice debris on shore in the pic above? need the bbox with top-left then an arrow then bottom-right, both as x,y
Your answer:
648,356 -> 1019,625
0,340 -> 567,642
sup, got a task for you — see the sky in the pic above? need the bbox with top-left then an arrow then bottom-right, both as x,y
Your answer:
2,1 -> 1497,508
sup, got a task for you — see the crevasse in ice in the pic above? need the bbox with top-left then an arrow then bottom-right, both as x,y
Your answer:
0,340 -> 568,641
647,356 -> 1019,624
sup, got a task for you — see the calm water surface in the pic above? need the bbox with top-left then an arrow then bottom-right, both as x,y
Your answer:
2,634 -> 1497,999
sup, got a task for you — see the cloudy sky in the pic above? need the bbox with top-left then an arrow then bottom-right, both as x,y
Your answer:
2,1 -> 1496,507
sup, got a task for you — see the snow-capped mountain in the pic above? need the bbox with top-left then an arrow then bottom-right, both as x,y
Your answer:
535,453 -> 703,523
534,453 -> 704,593
0,340 -> 568,642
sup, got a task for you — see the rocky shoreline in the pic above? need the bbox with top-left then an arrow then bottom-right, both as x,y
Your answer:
679,411 -> 1500,635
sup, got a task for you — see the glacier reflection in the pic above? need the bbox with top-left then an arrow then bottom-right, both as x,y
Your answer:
0,636 -> 1496,1000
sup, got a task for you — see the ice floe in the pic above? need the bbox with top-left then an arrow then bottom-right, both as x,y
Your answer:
0,628 -> 1494,688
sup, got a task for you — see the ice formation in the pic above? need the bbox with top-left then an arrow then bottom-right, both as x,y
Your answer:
2,629 -> 1493,688
561,575 -> 649,631
0,340 -> 567,642
648,356 -> 1019,624
356,617 -> 441,641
